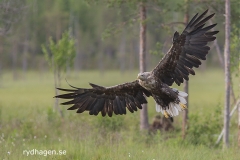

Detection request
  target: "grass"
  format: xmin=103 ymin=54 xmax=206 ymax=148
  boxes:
xmin=0 ymin=69 xmax=239 ymax=160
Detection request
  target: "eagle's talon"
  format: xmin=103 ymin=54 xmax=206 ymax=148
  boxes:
xmin=180 ymin=103 xmax=187 ymax=109
xmin=164 ymin=110 xmax=169 ymax=118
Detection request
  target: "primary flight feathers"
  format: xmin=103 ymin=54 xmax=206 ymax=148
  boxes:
xmin=56 ymin=81 xmax=151 ymax=117
xmin=55 ymin=9 xmax=218 ymax=118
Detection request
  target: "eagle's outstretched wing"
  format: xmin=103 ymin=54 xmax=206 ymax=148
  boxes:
xmin=152 ymin=9 xmax=219 ymax=86
xmin=55 ymin=80 xmax=151 ymax=117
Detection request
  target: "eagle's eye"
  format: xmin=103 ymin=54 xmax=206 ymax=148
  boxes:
xmin=137 ymin=73 xmax=144 ymax=80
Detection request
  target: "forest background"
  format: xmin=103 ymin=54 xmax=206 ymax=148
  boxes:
xmin=0 ymin=0 xmax=239 ymax=159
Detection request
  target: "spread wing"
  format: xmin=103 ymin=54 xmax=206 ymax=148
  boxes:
xmin=55 ymin=80 xmax=151 ymax=117
xmin=152 ymin=9 xmax=219 ymax=86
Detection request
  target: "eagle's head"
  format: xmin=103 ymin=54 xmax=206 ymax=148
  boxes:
xmin=137 ymin=72 xmax=155 ymax=90
xmin=137 ymin=72 xmax=151 ymax=81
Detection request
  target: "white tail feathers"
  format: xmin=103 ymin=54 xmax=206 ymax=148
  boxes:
xmin=156 ymin=102 xmax=181 ymax=117
xmin=172 ymin=88 xmax=188 ymax=97
xmin=178 ymin=96 xmax=187 ymax=104
xmin=177 ymin=89 xmax=187 ymax=105
xmin=178 ymin=91 xmax=188 ymax=97
xmin=156 ymin=104 xmax=161 ymax=112
xmin=155 ymin=89 xmax=188 ymax=117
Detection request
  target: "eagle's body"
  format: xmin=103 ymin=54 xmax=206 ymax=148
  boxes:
xmin=137 ymin=71 xmax=186 ymax=117
xmin=55 ymin=9 xmax=218 ymax=118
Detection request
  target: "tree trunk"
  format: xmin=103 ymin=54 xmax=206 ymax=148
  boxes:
xmin=0 ymin=36 xmax=3 ymax=78
xmin=53 ymin=60 xmax=63 ymax=117
xmin=12 ymin=40 xmax=18 ymax=80
xmin=223 ymin=0 xmax=231 ymax=148
xmin=209 ymin=19 xmax=224 ymax=68
xmin=238 ymin=100 xmax=240 ymax=148
xmin=119 ymin=29 xmax=126 ymax=74
xmin=182 ymin=1 xmax=189 ymax=139
xmin=22 ymin=26 xmax=29 ymax=76
xmin=238 ymin=54 xmax=240 ymax=148
xmin=139 ymin=2 xmax=149 ymax=130
xmin=74 ymin=15 xmax=82 ymax=71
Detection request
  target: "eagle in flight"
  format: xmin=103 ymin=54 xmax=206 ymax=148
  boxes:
xmin=55 ymin=9 xmax=218 ymax=118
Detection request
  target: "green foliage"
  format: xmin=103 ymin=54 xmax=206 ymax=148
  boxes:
xmin=230 ymin=1 xmax=240 ymax=77
xmin=0 ymin=70 xmax=239 ymax=159
xmin=96 ymin=115 xmax=124 ymax=131
xmin=42 ymin=31 xmax=76 ymax=73
xmin=46 ymin=107 xmax=62 ymax=132
xmin=102 ymin=22 xmax=122 ymax=40
xmin=230 ymin=25 xmax=240 ymax=77
xmin=47 ymin=107 xmax=58 ymax=123
xmin=0 ymin=104 xmax=2 ymax=124
xmin=186 ymin=104 xmax=222 ymax=147
xmin=149 ymin=42 xmax=164 ymax=59
xmin=3 ymin=0 xmax=239 ymax=71
xmin=21 ymin=121 xmax=34 ymax=138
xmin=105 ymin=0 xmax=140 ymax=8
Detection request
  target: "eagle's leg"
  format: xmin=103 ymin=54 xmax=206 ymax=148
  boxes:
xmin=155 ymin=98 xmax=171 ymax=118
xmin=180 ymin=103 xmax=187 ymax=109
xmin=162 ymin=86 xmax=188 ymax=109
xmin=155 ymin=86 xmax=188 ymax=117
xmin=163 ymin=110 xmax=170 ymax=118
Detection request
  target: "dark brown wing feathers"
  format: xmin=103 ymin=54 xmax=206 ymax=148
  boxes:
xmin=55 ymin=80 xmax=151 ymax=117
xmin=153 ymin=9 xmax=218 ymax=86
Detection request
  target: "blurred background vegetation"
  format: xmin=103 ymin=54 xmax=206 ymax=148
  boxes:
xmin=0 ymin=0 xmax=239 ymax=159
xmin=0 ymin=0 xmax=238 ymax=75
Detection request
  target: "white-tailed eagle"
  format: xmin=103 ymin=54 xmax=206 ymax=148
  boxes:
xmin=55 ymin=9 xmax=218 ymax=118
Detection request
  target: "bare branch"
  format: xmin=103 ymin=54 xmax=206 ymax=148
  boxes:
xmin=216 ymin=99 xmax=240 ymax=145
xmin=209 ymin=19 xmax=224 ymax=68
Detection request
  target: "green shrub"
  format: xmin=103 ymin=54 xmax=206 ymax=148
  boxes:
xmin=186 ymin=104 xmax=222 ymax=147
xmin=47 ymin=107 xmax=58 ymax=123
xmin=21 ymin=121 xmax=34 ymax=138
xmin=0 ymin=104 xmax=2 ymax=124
xmin=96 ymin=115 xmax=124 ymax=131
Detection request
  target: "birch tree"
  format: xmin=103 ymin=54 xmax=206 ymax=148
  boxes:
xmin=182 ymin=0 xmax=189 ymax=139
xmin=139 ymin=2 xmax=149 ymax=130
xmin=223 ymin=0 xmax=231 ymax=148
xmin=42 ymin=31 xmax=76 ymax=117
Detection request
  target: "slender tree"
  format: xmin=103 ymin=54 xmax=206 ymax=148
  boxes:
xmin=139 ymin=2 xmax=149 ymax=130
xmin=237 ymin=31 xmax=240 ymax=148
xmin=236 ymin=25 xmax=240 ymax=148
xmin=42 ymin=31 xmax=76 ymax=117
xmin=182 ymin=0 xmax=189 ymax=139
xmin=238 ymin=95 xmax=240 ymax=148
xmin=223 ymin=0 xmax=231 ymax=148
